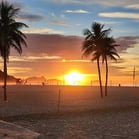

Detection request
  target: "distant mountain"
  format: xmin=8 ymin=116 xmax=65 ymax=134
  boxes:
xmin=26 ymin=76 xmax=46 ymax=83
xmin=25 ymin=76 xmax=62 ymax=85
xmin=0 ymin=70 xmax=18 ymax=83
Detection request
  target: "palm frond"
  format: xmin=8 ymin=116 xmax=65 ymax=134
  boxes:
xmin=0 ymin=1 xmax=27 ymax=58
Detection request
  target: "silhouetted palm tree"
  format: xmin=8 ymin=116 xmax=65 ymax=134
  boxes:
xmin=82 ymin=22 xmax=110 ymax=98
xmin=102 ymin=37 xmax=120 ymax=96
xmin=0 ymin=1 xmax=28 ymax=101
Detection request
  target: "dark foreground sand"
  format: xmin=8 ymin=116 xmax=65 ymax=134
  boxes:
xmin=0 ymin=85 xmax=139 ymax=139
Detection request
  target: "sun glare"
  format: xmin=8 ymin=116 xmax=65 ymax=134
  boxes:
xmin=64 ymin=71 xmax=84 ymax=85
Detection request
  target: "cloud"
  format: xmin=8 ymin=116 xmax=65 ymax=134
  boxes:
xmin=99 ymin=12 xmax=139 ymax=19
xmin=116 ymin=36 xmax=139 ymax=53
xmin=41 ymin=0 xmax=85 ymax=4
xmin=27 ymin=56 xmax=61 ymax=60
xmin=10 ymin=1 xmax=25 ymax=9
xmin=94 ymin=20 xmax=122 ymax=25
xmin=17 ymin=13 xmax=71 ymax=27
xmin=66 ymin=60 xmax=90 ymax=62
xmin=48 ymin=19 xmax=71 ymax=26
xmin=12 ymin=34 xmax=138 ymax=60
xmin=22 ymin=28 xmax=63 ymax=34
xmin=125 ymin=4 xmax=139 ymax=9
xmin=9 ymin=56 xmax=61 ymax=62
xmin=41 ymin=0 xmax=139 ymax=7
xmin=8 ymin=67 xmax=32 ymax=75
xmin=65 ymin=9 xmax=90 ymax=14
xmin=92 ymin=0 xmax=139 ymax=7
xmin=10 ymin=34 xmax=139 ymax=61
xmin=4 ymin=1 xmax=45 ymax=23
xmin=110 ymin=58 xmax=125 ymax=64
xmin=18 ymin=13 xmax=44 ymax=22
xmin=16 ymin=34 xmax=83 ymax=60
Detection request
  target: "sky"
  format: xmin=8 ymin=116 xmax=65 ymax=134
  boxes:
xmin=0 ymin=0 xmax=139 ymax=85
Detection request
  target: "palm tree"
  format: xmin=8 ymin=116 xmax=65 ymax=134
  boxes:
xmin=82 ymin=22 xmax=110 ymax=98
xmin=102 ymin=37 xmax=120 ymax=96
xmin=0 ymin=1 xmax=28 ymax=101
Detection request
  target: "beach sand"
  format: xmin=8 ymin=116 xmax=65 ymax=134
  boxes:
xmin=0 ymin=85 xmax=139 ymax=138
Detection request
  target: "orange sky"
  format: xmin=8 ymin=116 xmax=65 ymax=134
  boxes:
xmin=0 ymin=34 xmax=138 ymax=86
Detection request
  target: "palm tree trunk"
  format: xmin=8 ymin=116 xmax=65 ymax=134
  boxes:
xmin=97 ymin=58 xmax=103 ymax=98
xmin=3 ymin=52 xmax=7 ymax=101
xmin=105 ymin=57 xmax=108 ymax=96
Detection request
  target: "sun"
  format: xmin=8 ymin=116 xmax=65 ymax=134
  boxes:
xmin=64 ymin=71 xmax=84 ymax=85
